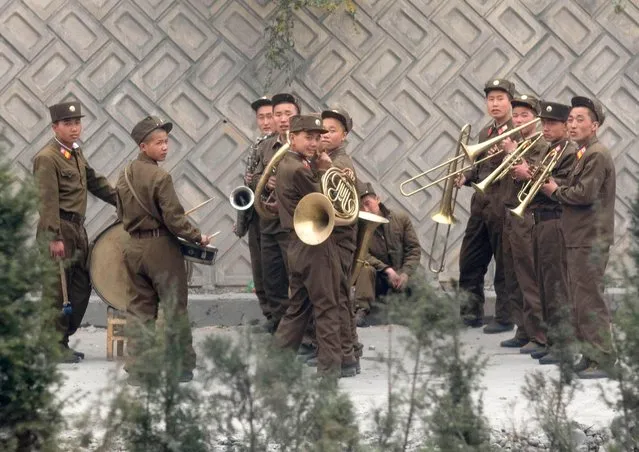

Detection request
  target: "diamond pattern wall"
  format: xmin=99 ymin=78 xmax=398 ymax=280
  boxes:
xmin=0 ymin=0 xmax=636 ymax=288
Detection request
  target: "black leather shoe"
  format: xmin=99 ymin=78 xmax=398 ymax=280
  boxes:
xmin=483 ymin=321 xmax=514 ymax=334
xmin=520 ymin=341 xmax=546 ymax=355
xmin=462 ymin=317 xmax=484 ymax=328
xmin=500 ymin=337 xmax=528 ymax=348
xmin=531 ymin=348 xmax=550 ymax=359
xmin=578 ymin=363 xmax=609 ymax=379
xmin=179 ymin=370 xmax=194 ymax=383
xmin=340 ymin=363 xmax=357 ymax=378
xmin=356 ymin=310 xmax=369 ymax=328
xmin=539 ymin=353 xmax=560 ymax=365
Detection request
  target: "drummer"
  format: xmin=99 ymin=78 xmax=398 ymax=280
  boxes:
xmin=115 ymin=115 xmax=210 ymax=384
xmin=33 ymin=101 xmax=117 ymax=363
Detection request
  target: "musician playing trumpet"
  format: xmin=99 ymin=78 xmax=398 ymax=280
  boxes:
xmin=498 ymin=95 xmax=547 ymax=351
xmin=540 ymin=97 xmax=615 ymax=379
xmin=510 ymin=101 xmax=577 ymax=361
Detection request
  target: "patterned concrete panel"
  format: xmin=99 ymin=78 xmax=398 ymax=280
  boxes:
xmin=49 ymin=4 xmax=108 ymax=62
xmin=0 ymin=0 xmax=637 ymax=287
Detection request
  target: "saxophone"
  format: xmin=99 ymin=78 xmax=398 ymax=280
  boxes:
xmin=233 ymin=133 xmax=271 ymax=237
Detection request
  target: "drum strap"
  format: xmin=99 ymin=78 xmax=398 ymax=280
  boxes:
xmin=124 ymin=163 xmax=161 ymax=223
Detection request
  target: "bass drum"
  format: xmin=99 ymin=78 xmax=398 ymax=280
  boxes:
xmin=89 ymin=222 xmax=196 ymax=311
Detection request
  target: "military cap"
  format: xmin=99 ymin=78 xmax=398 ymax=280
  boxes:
xmin=251 ymin=96 xmax=272 ymax=112
xmin=358 ymin=181 xmax=376 ymax=199
xmin=511 ymin=94 xmax=540 ymax=114
xmin=49 ymin=101 xmax=84 ymax=122
xmin=271 ymin=93 xmax=301 ymax=112
xmin=539 ymin=101 xmax=571 ymax=122
xmin=321 ymin=108 xmax=353 ymax=133
xmin=131 ymin=115 xmax=173 ymax=144
xmin=571 ymin=96 xmax=605 ymax=125
xmin=484 ymin=78 xmax=515 ymax=98
xmin=289 ymin=114 xmax=327 ymax=133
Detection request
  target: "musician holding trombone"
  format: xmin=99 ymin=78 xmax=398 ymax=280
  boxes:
xmin=540 ymin=96 xmax=615 ymax=379
xmin=509 ymin=101 xmax=577 ymax=359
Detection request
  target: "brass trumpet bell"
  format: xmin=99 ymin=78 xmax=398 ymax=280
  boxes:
xmin=229 ymin=186 xmax=254 ymax=211
xmin=294 ymin=192 xmax=336 ymax=245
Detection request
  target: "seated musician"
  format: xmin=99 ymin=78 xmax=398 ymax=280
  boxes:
xmin=116 ymin=116 xmax=210 ymax=385
xmin=353 ymin=182 xmax=421 ymax=327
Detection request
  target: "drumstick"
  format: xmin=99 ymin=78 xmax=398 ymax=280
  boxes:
xmin=185 ymin=197 xmax=215 ymax=216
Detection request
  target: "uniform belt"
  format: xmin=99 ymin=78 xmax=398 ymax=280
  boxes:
xmin=533 ymin=210 xmax=561 ymax=224
xmin=130 ymin=228 xmax=170 ymax=239
xmin=59 ymin=210 xmax=84 ymax=225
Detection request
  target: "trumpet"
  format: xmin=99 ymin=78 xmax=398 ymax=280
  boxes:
xmin=510 ymin=142 xmax=569 ymax=218
xmin=472 ymin=132 xmax=543 ymax=194
xmin=428 ymin=124 xmax=471 ymax=273
xmin=460 ymin=117 xmax=540 ymax=161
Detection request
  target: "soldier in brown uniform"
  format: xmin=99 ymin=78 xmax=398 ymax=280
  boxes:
xmin=116 ymin=116 xmax=210 ymax=383
xmin=499 ymin=95 xmax=546 ymax=349
xmin=33 ymin=101 xmax=117 ymax=363
xmin=273 ymin=114 xmax=343 ymax=377
xmin=455 ymin=79 xmax=515 ymax=333
xmin=541 ymin=96 xmax=615 ymax=379
xmin=353 ymin=182 xmax=421 ymax=327
xmin=319 ymin=108 xmax=358 ymax=375
xmin=236 ymin=97 xmax=275 ymax=331
xmin=509 ymin=101 xmax=577 ymax=358
xmin=251 ymin=93 xmax=300 ymax=329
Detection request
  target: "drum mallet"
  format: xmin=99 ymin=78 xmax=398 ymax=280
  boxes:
xmin=59 ymin=261 xmax=72 ymax=317
xmin=185 ymin=197 xmax=216 ymax=216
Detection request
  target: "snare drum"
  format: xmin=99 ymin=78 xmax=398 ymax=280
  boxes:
xmin=178 ymin=238 xmax=218 ymax=265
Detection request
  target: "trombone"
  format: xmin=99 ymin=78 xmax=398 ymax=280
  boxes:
xmin=472 ymin=132 xmax=543 ymax=194
xmin=510 ymin=142 xmax=569 ymax=218
xmin=428 ymin=124 xmax=471 ymax=273
xmin=399 ymin=117 xmax=540 ymax=197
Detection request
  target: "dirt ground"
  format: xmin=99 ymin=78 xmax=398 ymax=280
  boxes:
xmin=59 ymin=324 xmax=618 ymax=447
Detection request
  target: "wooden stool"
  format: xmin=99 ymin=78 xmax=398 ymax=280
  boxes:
xmin=106 ymin=307 xmax=127 ymax=361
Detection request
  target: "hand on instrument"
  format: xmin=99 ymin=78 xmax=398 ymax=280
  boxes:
xmin=395 ymin=273 xmax=409 ymax=290
xmin=488 ymin=144 xmax=501 ymax=156
xmin=384 ymin=267 xmax=400 ymax=287
xmin=502 ymin=137 xmax=517 ymax=153
xmin=541 ymin=178 xmax=558 ymax=197
xmin=244 ymin=172 xmax=254 ymax=186
xmin=316 ymin=152 xmax=332 ymax=171
xmin=49 ymin=240 xmax=65 ymax=259
xmin=454 ymin=173 xmax=466 ymax=189
xmin=200 ymin=234 xmax=210 ymax=246
xmin=266 ymin=175 xmax=276 ymax=191
xmin=511 ymin=160 xmax=531 ymax=181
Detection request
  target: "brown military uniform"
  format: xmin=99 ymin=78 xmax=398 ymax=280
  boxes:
xmin=501 ymin=133 xmax=547 ymax=342
xmin=116 ymin=152 xmax=201 ymax=372
xmin=33 ymin=138 xmax=116 ymax=345
xmin=459 ymin=119 xmax=514 ymax=324
xmin=553 ymin=136 xmax=615 ymax=357
xmin=274 ymin=150 xmax=342 ymax=375
xmin=354 ymin=203 xmax=421 ymax=310
xmin=528 ymin=138 xmax=577 ymax=344
xmin=253 ymin=134 xmax=290 ymax=322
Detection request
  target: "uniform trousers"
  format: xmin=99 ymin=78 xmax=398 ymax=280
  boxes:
xmin=247 ymin=216 xmax=268 ymax=318
xmin=275 ymin=234 xmax=341 ymax=375
xmin=260 ymin=231 xmax=290 ymax=322
xmin=566 ymin=245 xmax=612 ymax=358
xmin=40 ymin=218 xmax=92 ymax=346
xmin=123 ymin=234 xmax=196 ymax=372
xmin=336 ymin=245 xmax=357 ymax=366
xmin=503 ymin=209 xmax=542 ymax=342
xmin=354 ymin=265 xmax=391 ymax=312
xmin=459 ymin=192 xmax=508 ymax=323
xmin=531 ymin=214 xmax=569 ymax=345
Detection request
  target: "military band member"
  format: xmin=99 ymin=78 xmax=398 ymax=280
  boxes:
xmin=252 ymin=93 xmax=300 ymax=329
xmin=240 ymin=97 xmax=274 ymax=331
xmin=499 ymin=95 xmax=546 ymax=348
xmin=33 ymin=101 xmax=117 ymax=363
xmin=320 ymin=108 xmax=358 ymax=375
xmin=353 ymin=182 xmax=421 ymax=327
xmin=541 ymin=96 xmax=615 ymax=379
xmin=274 ymin=114 xmax=343 ymax=377
xmin=116 ymin=116 xmax=210 ymax=383
xmin=510 ymin=101 xmax=577 ymax=357
xmin=455 ymin=79 xmax=515 ymax=333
